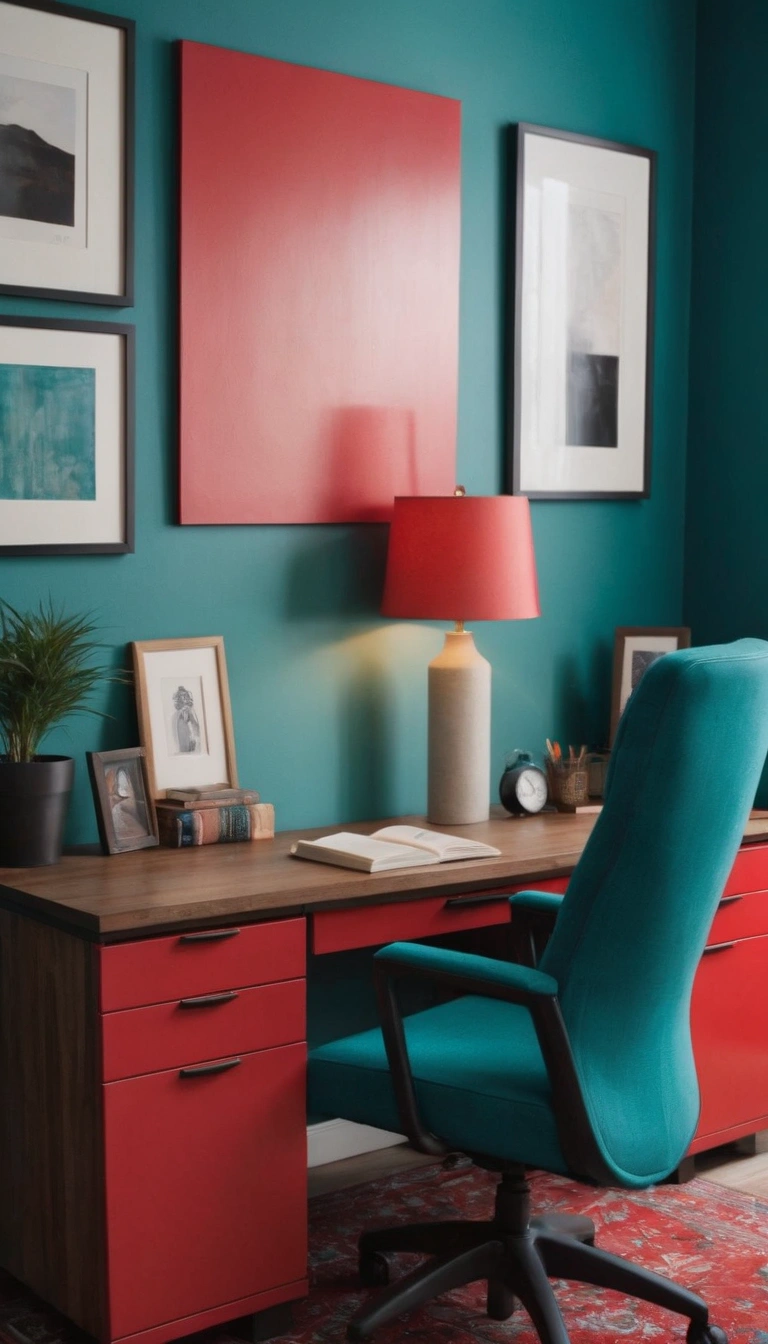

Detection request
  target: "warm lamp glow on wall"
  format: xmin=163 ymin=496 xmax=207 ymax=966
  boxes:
xmin=382 ymin=489 xmax=540 ymax=824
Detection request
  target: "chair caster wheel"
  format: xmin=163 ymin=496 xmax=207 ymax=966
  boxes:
xmin=359 ymin=1252 xmax=390 ymax=1287
xmin=441 ymin=1152 xmax=464 ymax=1170
xmin=686 ymin=1324 xmax=728 ymax=1344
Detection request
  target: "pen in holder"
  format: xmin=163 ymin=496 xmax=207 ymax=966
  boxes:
xmin=545 ymin=741 xmax=589 ymax=811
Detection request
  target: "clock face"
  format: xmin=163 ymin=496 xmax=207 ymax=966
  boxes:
xmin=516 ymin=767 xmax=547 ymax=814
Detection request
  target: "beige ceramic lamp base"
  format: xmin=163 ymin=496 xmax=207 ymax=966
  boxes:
xmin=427 ymin=628 xmax=491 ymax=825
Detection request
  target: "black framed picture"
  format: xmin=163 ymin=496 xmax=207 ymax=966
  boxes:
xmin=508 ymin=123 xmax=656 ymax=500
xmin=0 ymin=316 xmax=134 ymax=555
xmin=610 ymin=625 xmax=691 ymax=742
xmin=87 ymin=748 xmax=159 ymax=855
xmin=0 ymin=0 xmax=134 ymax=304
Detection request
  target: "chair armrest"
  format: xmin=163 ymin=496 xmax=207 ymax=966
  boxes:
xmin=372 ymin=942 xmax=559 ymax=1156
xmin=509 ymin=889 xmax=565 ymax=915
xmin=509 ymin=889 xmax=565 ymax=967
xmin=372 ymin=939 xmax=614 ymax=1184
xmin=374 ymin=941 xmax=558 ymax=1003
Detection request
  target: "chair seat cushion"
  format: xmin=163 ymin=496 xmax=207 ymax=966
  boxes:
xmin=308 ymin=993 xmax=568 ymax=1172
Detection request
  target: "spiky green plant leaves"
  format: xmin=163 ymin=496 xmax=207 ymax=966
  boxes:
xmin=0 ymin=600 xmax=119 ymax=763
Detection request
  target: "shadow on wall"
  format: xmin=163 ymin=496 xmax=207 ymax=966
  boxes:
xmin=320 ymin=405 xmax=418 ymax=522
xmin=285 ymin=526 xmax=397 ymax=818
xmin=284 ymin=522 xmax=388 ymax=619
xmin=553 ymin=638 xmax=612 ymax=749
xmin=339 ymin=653 xmax=394 ymax=821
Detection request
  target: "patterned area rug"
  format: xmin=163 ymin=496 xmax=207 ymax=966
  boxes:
xmin=1 ymin=1160 xmax=767 ymax=1344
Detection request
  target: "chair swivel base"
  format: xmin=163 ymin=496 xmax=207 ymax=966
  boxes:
xmin=349 ymin=1171 xmax=727 ymax=1344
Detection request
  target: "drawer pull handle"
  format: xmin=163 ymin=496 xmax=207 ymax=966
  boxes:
xmin=444 ymin=893 xmax=511 ymax=910
xmin=179 ymin=1057 xmax=242 ymax=1078
xmin=178 ymin=991 xmax=239 ymax=1009
xmin=179 ymin=928 xmax=241 ymax=944
xmin=703 ymin=941 xmax=736 ymax=955
xmin=718 ymin=895 xmax=743 ymax=907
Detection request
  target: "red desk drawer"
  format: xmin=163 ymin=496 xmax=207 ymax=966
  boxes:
xmin=100 ymin=917 xmax=305 ymax=1011
xmin=707 ymin=888 xmax=768 ymax=945
xmin=723 ymin=843 xmax=768 ymax=897
xmin=312 ymin=878 xmax=569 ymax=955
xmin=104 ymin=1041 xmax=307 ymax=1340
xmin=102 ymin=978 xmax=305 ymax=1082
xmin=692 ymin=933 xmax=768 ymax=1141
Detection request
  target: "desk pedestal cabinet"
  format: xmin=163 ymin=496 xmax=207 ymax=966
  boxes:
xmin=690 ymin=842 xmax=768 ymax=1155
xmin=0 ymin=826 xmax=767 ymax=1344
xmin=0 ymin=913 xmax=308 ymax=1344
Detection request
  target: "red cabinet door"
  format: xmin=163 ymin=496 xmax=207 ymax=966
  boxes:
xmin=692 ymin=934 xmax=768 ymax=1143
xmin=104 ymin=1043 xmax=307 ymax=1340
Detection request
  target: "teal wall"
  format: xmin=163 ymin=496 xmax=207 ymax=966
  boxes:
xmin=685 ymin=0 xmax=768 ymax=663
xmin=0 ymin=0 xmax=697 ymax=844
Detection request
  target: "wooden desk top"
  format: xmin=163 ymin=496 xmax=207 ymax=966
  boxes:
xmin=2 ymin=809 xmax=768 ymax=941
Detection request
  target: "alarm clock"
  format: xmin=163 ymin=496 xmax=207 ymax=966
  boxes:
xmin=499 ymin=752 xmax=548 ymax=816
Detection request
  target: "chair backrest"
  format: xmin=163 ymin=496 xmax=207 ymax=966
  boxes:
xmin=540 ymin=639 xmax=768 ymax=1186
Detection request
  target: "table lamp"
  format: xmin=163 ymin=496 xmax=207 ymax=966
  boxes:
xmin=381 ymin=489 xmax=540 ymax=824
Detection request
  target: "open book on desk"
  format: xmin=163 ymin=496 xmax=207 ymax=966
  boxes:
xmin=290 ymin=824 xmax=501 ymax=873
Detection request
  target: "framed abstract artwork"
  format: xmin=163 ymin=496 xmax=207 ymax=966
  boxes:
xmin=0 ymin=316 xmax=134 ymax=554
xmin=179 ymin=41 xmax=460 ymax=523
xmin=131 ymin=636 xmax=238 ymax=800
xmin=0 ymin=0 xmax=134 ymax=304
xmin=610 ymin=626 xmax=690 ymax=742
xmin=87 ymin=747 xmax=159 ymax=855
xmin=508 ymin=123 xmax=656 ymax=500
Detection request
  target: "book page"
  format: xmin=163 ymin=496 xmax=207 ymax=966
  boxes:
xmin=372 ymin=826 xmax=462 ymax=858
xmin=373 ymin=825 xmax=501 ymax=859
xmin=309 ymin=827 xmax=425 ymax=860
xmin=298 ymin=832 xmax=431 ymax=863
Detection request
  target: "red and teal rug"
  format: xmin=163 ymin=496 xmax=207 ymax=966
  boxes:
xmin=1 ymin=1160 xmax=767 ymax=1343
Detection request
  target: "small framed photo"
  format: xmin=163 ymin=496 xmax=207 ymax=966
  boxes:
xmin=611 ymin=626 xmax=691 ymax=742
xmin=0 ymin=316 xmax=134 ymax=555
xmin=87 ymin=748 xmax=159 ymax=855
xmin=0 ymin=0 xmax=134 ymax=304
xmin=508 ymin=123 xmax=656 ymax=499
xmin=131 ymin=636 xmax=238 ymax=800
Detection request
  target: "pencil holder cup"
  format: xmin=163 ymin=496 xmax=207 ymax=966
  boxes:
xmin=547 ymin=760 xmax=590 ymax=810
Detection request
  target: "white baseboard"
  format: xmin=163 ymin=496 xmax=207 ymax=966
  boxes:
xmin=307 ymin=1118 xmax=405 ymax=1168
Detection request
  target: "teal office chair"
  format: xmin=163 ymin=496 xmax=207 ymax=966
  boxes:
xmin=308 ymin=640 xmax=768 ymax=1344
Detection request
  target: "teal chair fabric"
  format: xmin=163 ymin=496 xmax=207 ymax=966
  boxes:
xmin=309 ymin=640 xmax=768 ymax=1188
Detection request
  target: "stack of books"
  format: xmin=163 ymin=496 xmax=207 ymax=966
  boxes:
xmin=155 ymin=787 xmax=274 ymax=848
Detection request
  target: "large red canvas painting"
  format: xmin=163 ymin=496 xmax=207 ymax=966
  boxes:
xmin=179 ymin=42 xmax=461 ymax=524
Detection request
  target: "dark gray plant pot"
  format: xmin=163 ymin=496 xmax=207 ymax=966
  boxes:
xmin=0 ymin=756 xmax=74 ymax=867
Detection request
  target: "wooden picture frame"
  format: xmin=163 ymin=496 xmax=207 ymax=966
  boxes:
xmin=0 ymin=0 xmax=134 ymax=304
xmin=131 ymin=636 xmax=238 ymax=801
xmin=610 ymin=626 xmax=691 ymax=742
xmin=508 ymin=122 xmax=656 ymax=500
xmin=0 ymin=316 xmax=134 ymax=555
xmin=87 ymin=747 xmax=158 ymax=855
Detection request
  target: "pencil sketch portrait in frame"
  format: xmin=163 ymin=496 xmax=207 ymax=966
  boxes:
xmin=131 ymin=636 xmax=238 ymax=800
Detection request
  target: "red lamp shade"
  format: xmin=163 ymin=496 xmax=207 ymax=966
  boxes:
xmin=381 ymin=494 xmax=540 ymax=622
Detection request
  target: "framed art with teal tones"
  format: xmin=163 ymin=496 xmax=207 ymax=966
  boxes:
xmin=0 ymin=0 xmax=134 ymax=304
xmin=0 ymin=316 xmax=134 ymax=554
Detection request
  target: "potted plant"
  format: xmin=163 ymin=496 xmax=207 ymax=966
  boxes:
xmin=0 ymin=600 xmax=115 ymax=867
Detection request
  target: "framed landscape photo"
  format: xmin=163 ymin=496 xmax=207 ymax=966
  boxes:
xmin=132 ymin=637 xmax=238 ymax=800
xmin=0 ymin=316 xmax=134 ymax=555
xmin=0 ymin=0 xmax=134 ymax=304
xmin=87 ymin=747 xmax=159 ymax=855
xmin=508 ymin=123 xmax=656 ymax=500
xmin=610 ymin=626 xmax=691 ymax=742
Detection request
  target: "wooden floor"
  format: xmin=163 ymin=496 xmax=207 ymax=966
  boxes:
xmin=308 ymin=1134 xmax=768 ymax=1200
xmin=696 ymin=1130 xmax=768 ymax=1198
